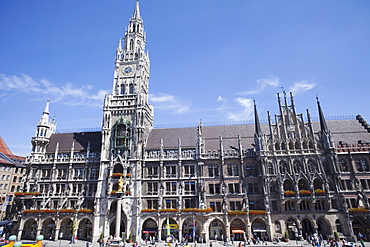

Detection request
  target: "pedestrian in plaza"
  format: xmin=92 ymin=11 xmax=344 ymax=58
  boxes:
xmin=210 ymin=241 xmax=213 ymax=247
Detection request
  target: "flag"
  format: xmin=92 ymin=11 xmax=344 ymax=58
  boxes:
xmin=72 ymin=218 xmax=77 ymax=235
xmin=166 ymin=216 xmax=170 ymax=236
xmin=192 ymin=219 xmax=196 ymax=238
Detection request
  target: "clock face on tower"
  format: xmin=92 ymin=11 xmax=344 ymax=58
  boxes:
xmin=123 ymin=65 xmax=134 ymax=75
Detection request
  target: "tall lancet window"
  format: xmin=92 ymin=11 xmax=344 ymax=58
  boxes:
xmin=120 ymin=84 xmax=125 ymax=95
xmin=129 ymin=84 xmax=134 ymax=94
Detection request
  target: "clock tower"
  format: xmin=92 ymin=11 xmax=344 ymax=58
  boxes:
xmin=96 ymin=0 xmax=153 ymax=238
xmin=101 ymin=0 xmax=153 ymax=162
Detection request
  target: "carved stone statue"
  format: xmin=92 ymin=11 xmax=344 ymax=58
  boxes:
xmin=118 ymin=176 xmax=124 ymax=192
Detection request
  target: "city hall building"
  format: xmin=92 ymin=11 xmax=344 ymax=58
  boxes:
xmin=15 ymin=1 xmax=370 ymax=243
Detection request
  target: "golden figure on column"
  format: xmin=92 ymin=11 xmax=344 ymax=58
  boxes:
xmin=118 ymin=176 xmax=124 ymax=192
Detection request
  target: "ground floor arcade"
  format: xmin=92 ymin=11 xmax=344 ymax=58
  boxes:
xmin=15 ymin=213 xmax=369 ymax=243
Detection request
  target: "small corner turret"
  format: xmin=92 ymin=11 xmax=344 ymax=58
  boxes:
xmin=31 ymin=100 xmax=56 ymax=157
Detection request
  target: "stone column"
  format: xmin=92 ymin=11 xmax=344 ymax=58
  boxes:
xmin=116 ymin=193 xmax=123 ymax=239
xmin=178 ymin=227 xmax=183 ymax=243
xmin=55 ymin=228 xmax=60 ymax=240
xmin=17 ymin=228 xmax=23 ymax=240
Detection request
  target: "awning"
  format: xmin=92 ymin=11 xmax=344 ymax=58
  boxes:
xmin=253 ymin=229 xmax=266 ymax=232
xmin=232 ymin=230 xmax=244 ymax=233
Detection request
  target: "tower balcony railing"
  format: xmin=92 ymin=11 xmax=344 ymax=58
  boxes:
xmin=28 ymin=153 xmax=100 ymax=164
xmin=145 ymin=150 xmax=195 ymax=160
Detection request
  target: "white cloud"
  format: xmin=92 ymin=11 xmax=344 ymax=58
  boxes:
xmin=0 ymin=74 xmax=108 ymax=107
xmin=217 ymin=96 xmax=226 ymax=102
xmin=227 ymin=97 xmax=254 ymax=121
xmin=289 ymin=81 xmax=317 ymax=95
xmin=150 ymin=93 xmax=190 ymax=114
xmin=240 ymin=75 xmax=280 ymax=95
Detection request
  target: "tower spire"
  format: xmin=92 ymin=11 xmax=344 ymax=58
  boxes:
xmin=316 ymin=96 xmax=329 ymax=134
xmin=133 ymin=0 xmax=141 ymax=20
xmin=40 ymin=99 xmax=50 ymax=125
xmin=254 ymin=100 xmax=262 ymax=136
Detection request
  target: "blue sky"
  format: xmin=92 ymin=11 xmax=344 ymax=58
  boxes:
xmin=1 ymin=0 xmax=370 ymax=157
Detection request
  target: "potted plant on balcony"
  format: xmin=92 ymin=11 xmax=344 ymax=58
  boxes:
xmin=127 ymin=233 xmax=133 ymax=243
xmin=284 ymin=231 xmax=289 ymax=242
xmin=284 ymin=191 xmax=296 ymax=196
xmin=299 ymin=190 xmax=312 ymax=196
xmin=112 ymin=173 xmax=123 ymax=178
xmin=314 ymin=189 xmax=327 ymax=195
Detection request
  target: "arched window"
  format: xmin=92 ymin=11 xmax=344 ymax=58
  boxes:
xmin=120 ymin=84 xmax=125 ymax=95
xmin=295 ymin=142 xmax=300 ymax=149
xmin=129 ymin=39 xmax=134 ymax=50
xmin=113 ymin=164 xmax=124 ymax=174
xmin=340 ymin=159 xmax=348 ymax=172
xmin=267 ymin=162 xmax=273 ymax=174
xmin=298 ymin=179 xmax=309 ymax=190
xmin=279 ymin=161 xmax=288 ymax=174
xmin=283 ymin=179 xmax=294 ymax=191
xmin=281 ymin=142 xmax=286 ymax=150
xmin=129 ymin=84 xmax=134 ymax=94
xmin=289 ymin=142 xmax=294 ymax=150
xmin=275 ymin=142 xmax=280 ymax=150
xmin=302 ymin=142 xmax=308 ymax=149
xmin=360 ymin=158 xmax=369 ymax=172
xmin=313 ymin=178 xmax=323 ymax=190
xmin=309 ymin=141 xmax=314 ymax=149
xmin=307 ymin=160 xmax=315 ymax=173
xmin=293 ymin=160 xmax=302 ymax=174
xmin=270 ymin=181 xmax=277 ymax=193
xmin=355 ymin=159 xmax=363 ymax=172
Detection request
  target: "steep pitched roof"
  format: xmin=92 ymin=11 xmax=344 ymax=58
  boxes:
xmin=146 ymin=119 xmax=370 ymax=150
xmin=42 ymin=119 xmax=370 ymax=153
xmin=0 ymin=137 xmax=13 ymax=156
xmin=0 ymin=153 xmax=15 ymax=165
xmin=0 ymin=137 xmax=25 ymax=164
xmin=46 ymin=132 xmax=102 ymax=153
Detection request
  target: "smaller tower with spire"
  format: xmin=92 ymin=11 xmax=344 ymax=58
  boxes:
xmin=316 ymin=96 xmax=334 ymax=149
xmin=31 ymin=100 xmax=56 ymax=158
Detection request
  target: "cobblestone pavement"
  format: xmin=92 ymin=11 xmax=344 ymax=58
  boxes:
xmin=20 ymin=239 xmax=370 ymax=247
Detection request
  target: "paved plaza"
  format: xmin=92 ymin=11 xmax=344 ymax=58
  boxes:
xmin=16 ymin=239 xmax=370 ymax=247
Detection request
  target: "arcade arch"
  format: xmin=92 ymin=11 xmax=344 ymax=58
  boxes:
xmin=21 ymin=218 xmax=38 ymax=240
xmin=251 ymin=218 xmax=267 ymax=239
xmin=142 ymin=218 xmax=158 ymax=241
xmin=301 ymin=218 xmax=314 ymax=238
xmin=78 ymin=218 xmax=93 ymax=241
xmin=209 ymin=219 xmax=225 ymax=241
xmin=59 ymin=218 xmax=73 ymax=240
xmin=162 ymin=218 xmax=179 ymax=241
xmin=42 ymin=218 xmax=56 ymax=241
xmin=230 ymin=218 xmax=246 ymax=241
xmin=317 ymin=217 xmax=332 ymax=239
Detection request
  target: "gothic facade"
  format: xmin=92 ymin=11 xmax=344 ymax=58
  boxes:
xmin=15 ymin=1 xmax=370 ymax=243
